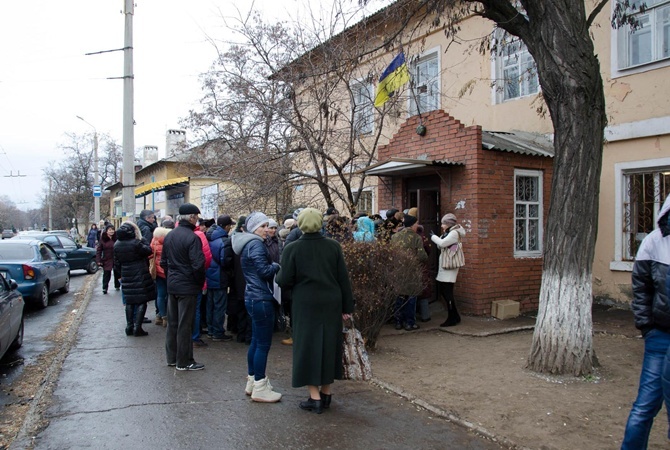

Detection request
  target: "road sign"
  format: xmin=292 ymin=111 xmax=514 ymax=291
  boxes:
xmin=93 ymin=185 xmax=102 ymax=197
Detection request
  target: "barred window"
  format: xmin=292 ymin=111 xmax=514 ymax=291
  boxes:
xmin=622 ymin=169 xmax=670 ymax=260
xmin=514 ymin=169 xmax=543 ymax=257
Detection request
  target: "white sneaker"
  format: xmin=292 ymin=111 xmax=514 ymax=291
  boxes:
xmin=245 ymin=375 xmax=254 ymax=396
xmin=251 ymin=377 xmax=281 ymax=403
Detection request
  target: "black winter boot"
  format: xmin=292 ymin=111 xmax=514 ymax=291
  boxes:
xmin=440 ymin=300 xmax=461 ymax=327
xmin=133 ymin=304 xmax=149 ymax=337
xmin=125 ymin=304 xmax=134 ymax=336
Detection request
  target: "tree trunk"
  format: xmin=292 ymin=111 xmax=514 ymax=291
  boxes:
xmin=518 ymin=1 xmax=606 ymax=375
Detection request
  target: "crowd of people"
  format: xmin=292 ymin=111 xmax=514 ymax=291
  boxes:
xmin=96 ymin=203 xmax=466 ymax=413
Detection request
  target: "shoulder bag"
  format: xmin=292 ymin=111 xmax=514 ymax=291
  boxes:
xmin=440 ymin=234 xmax=465 ymax=270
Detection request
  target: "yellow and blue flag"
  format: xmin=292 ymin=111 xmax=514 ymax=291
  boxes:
xmin=374 ymin=52 xmax=411 ymax=107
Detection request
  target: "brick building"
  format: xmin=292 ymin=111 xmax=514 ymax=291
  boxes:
xmin=365 ymin=110 xmax=553 ymax=315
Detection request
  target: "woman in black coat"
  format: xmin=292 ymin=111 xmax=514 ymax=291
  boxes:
xmin=114 ymin=221 xmax=156 ymax=336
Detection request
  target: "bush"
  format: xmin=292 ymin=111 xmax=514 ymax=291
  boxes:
xmin=341 ymin=241 xmax=425 ymax=350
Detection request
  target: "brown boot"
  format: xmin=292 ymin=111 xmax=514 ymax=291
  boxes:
xmin=281 ymin=337 xmax=293 ymax=345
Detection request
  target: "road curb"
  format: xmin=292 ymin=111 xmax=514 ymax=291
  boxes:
xmin=10 ymin=271 xmax=99 ymax=449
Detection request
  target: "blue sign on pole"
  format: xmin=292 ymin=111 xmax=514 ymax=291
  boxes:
xmin=93 ymin=185 xmax=102 ymax=198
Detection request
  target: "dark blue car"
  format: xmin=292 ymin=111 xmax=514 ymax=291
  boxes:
xmin=0 ymin=240 xmax=70 ymax=308
xmin=13 ymin=233 xmax=98 ymax=273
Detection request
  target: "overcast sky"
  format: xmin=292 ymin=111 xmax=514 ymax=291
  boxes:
xmin=0 ymin=0 xmax=385 ymax=211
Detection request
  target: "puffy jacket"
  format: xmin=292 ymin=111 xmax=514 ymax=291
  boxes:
xmin=114 ymin=222 xmax=155 ymax=305
xmin=150 ymin=227 xmax=171 ymax=279
xmin=231 ymin=231 xmax=280 ymax=302
xmin=96 ymin=230 xmax=116 ymax=271
xmin=160 ymin=219 xmax=206 ymax=296
xmin=631 ymin=195 xmax=670 ymax=334
xmin=195 ymin=229 xmax=212 ymax=289
xmin=136 ymin=217 xmax=156 ymax=244
xmin=206 ymin=225 xmax=234 ymax=289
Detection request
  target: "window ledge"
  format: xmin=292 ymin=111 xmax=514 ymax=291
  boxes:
xmin=514 ymin=253 xmax=542 ymax=259
xmin=610 ymin=261 xmax=634 ymax=272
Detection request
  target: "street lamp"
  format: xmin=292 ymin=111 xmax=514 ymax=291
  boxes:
xmin=76 ymin=115 xmax=100 ymax=223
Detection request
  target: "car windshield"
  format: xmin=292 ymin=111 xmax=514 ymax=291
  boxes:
xmin=0 ymin=244 xmax=34 ymax=260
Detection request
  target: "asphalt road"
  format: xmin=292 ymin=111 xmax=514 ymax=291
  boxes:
xmin=10 ymin=274 xmax=502 ymax=450
xmin=0 ymin=270 xmax=91 ymax=393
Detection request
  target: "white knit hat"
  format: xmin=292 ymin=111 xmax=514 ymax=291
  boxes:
xmin=245 ymin=212 xmax=269 ymax=233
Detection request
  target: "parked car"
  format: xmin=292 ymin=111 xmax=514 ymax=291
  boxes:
xmin=12 ymin=233 xmax=98 ymax=273
xmin=0 ymin=273 xmax=24 ymax=359
xmin=0 ymin=240 xmax=69 ymax=308
xmin=1 ymin=230 xmax=14 ymax=239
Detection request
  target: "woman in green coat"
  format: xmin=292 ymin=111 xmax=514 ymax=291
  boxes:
xmin=277 ymin=207 xmax=354 ymax=414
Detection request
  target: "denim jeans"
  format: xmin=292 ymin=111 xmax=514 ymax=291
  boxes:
xmin=207 ymin=288 xmax=228 ymax=338
xmin=246 ymin=300 xmax=275 ymax=381
xmin=191 ymin=292 xmax=203 ymax=341
xmin=155 ymin=277 xmax=167 ymax=318
xmin=622 ymin=329 xmax=670 ymax=449
xmin=394 ymin=295 xmax=417 ymax=327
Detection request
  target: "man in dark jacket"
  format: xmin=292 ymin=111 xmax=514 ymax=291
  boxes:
xmin=137 ymin=209 xmax=157 ymax=243
xmin=391 ymin=215 xmax=427 ymax=331
xmin=622 ymin=194 xmax=670 ymax=448
xmin=161 ymin=203 xmax=206 ymax=371
xmin=205 ymin=214 xmax=235 ymax=341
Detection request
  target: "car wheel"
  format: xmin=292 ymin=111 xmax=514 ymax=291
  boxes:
xmin=9 ymin=316 xmax=24 ymax=351
xmin=86 ymin=259 xmax=98 ymax=274
xmin=59 ymin=272 xmax=70 ymax=294
xmin=37 ymin=284 xmax=49 ymax=309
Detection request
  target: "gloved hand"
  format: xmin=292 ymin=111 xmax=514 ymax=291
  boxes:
xmin=429 ymin=230 xmax=435 ymax=237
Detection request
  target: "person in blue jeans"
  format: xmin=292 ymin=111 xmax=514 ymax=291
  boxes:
xmin=622 ymin=194 xmax=670 ymax=449
xmin=205 ymin=214 xmax=235 ymax=341
xmin=231 ymin=211 xmax=281 ymax=403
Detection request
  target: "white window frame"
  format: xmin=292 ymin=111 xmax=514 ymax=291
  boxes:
xmin=351 ymin=79 xmax=374 ymax=135
xmin=514 ymin=169 xmax=543 ymax=258
xmin=357 ymin=188 xmax=374 ymax=215
xmin=612 ymin=157 xmax=670 ymax=271
xmin=408 ymin=46 xmax=441 ymax=116
xmin=612 ymin=0 xmax=670 ymax=76
xmin=492 ymin=30 xmax=539 ymax=104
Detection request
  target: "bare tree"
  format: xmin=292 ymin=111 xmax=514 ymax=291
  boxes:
xmin=184 ymin=5 xmax=404 ymax=217
xmin=43 ymin=133 xmax=122 ymax=229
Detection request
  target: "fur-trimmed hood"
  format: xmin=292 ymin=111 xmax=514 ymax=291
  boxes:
xmin=117 ymin=221 xmax=142 ymax=241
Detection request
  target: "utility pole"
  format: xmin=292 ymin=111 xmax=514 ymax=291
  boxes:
xmin=48 ymin=179 xmax=53 ymax=230
xmin=121 ymin=0 xmax=136 ymax=220
xmin=76 ymin=116 xmax=100 ymax=223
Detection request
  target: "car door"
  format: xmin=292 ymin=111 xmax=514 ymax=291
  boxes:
xmin=55 ymin=236 xmax=84 ymax=270
xmin=39 ymin=243 xmax=65 ymax=288
xmin=0 ymin=270 xmax=11 ymax=357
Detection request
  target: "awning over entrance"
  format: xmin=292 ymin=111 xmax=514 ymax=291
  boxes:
xmin=361 ymin=158 xmax=463 ymax=177
xmin=135 ymin=177 xmax=189 ymax=198
xmin=482 ymin=130 xmax=554 ymax=157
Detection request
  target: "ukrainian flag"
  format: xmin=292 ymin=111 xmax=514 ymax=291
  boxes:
xmin=374 ymin=52 xmax=411 ymax=107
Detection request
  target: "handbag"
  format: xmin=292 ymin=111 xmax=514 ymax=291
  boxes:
xmin=149 ymin=249 xmax=157 ymax=280
xmin=440 ymin=235 xmax=465 ymax=270
xmin=342 ymin=317 xmax=373 ymax=381
xmin=274 ymin=303 xmax=289 ymax=332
